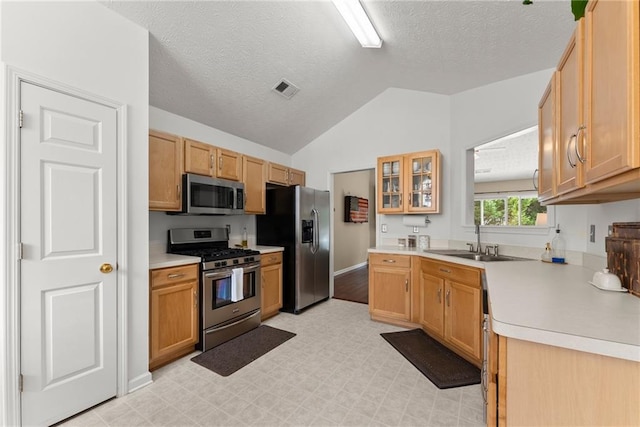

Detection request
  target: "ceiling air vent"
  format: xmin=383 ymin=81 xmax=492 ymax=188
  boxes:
xmin=272 ymin=79 xmax=299 ymax=99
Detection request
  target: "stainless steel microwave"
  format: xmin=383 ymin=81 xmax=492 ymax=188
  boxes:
xmin=176 ymin=173 xmax=244 ymax=215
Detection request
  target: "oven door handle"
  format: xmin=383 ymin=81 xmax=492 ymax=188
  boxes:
xmin=204 ymin=270 xmax=233 ymax=279
xmin=204 ymin=310 xmax=261 ymax=334
xmin=242 ymin=262 xmax=261 ymax=273
xmin=203 ymin=262 xmax=260 ymax=279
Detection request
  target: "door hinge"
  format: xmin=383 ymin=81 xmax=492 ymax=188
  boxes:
xmin=18 ymin=242 xmax=23 ymax=260
xmin=19 ymin=374 xmax=23 ymax=393
xmin=18 ymin=110 xmax=23 ymax=128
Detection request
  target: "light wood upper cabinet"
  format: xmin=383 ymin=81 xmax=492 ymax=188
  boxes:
xmin=537 ymin=75 xmax=556 ymax=202
xmin=405 ymin=150 xmax=440 ymax=213
xmin=377 ymin=155 xmax=405 ymax=213
xmin=583 ymin=0 xmax=639 ymax=184
xmin=377 ymin=150 xmax=441 ymax=214
xmin=183 ymin=138 xmax=242 ymax=181
xmin=539 ymin=1 xmax=640 ymax=204
xmin=243 ymin=155 xmax=267 ymax=214
xmin=556 ymin=22 xmax=584 ymax=196
xmin=149 ymin=130 xmax=183 ymax=211
xmin=149 ymin=264 xmax=199 ymax=370
xmin=217 ymin=147 xmax=243 ymax=181
xmin=288 ymin=167 xmax=306 ymax=186
xmin=267 ymin=162 xmax=306 ymax=186
xmin=184 ymin=138 xmax=215 ymax=177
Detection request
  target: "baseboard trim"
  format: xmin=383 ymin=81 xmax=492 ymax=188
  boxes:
xmin=127 ymin=371 xmax=153 ymax=394
xmin=334 ymin=261 xmax=368 ymax=277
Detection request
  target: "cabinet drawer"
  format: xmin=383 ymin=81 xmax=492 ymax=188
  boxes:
xmin=261 ymin=251 xmax=282 ymax=267
xmin=369 ymin=253 xmax=412 ymax=268
xmin=150 ymin=264 xmax=198 ymax=288
xmin=421 ymin=259 xmax=481 ymax=286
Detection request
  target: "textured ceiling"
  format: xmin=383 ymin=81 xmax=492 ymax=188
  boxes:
xmin=474 ymin=126 xmax=539 ymax=183
xmin=104 ymin=0 xmax=575 ymax=155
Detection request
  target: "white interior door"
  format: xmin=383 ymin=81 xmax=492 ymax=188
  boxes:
xmin=19 ymin=81 xmax=118 ymax=426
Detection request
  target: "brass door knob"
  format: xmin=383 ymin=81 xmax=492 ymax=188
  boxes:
xmin=100 ymin=263 xmax=114 ymax=274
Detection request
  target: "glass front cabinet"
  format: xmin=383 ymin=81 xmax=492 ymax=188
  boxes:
xmin=377 ymin=150 xmax=441 ymax=214
xmin=378 ymin=155 xmax=405 ymax=213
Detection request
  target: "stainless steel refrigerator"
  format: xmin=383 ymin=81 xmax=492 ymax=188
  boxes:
xmin=256 ymin=186 xmax=330 ymax=313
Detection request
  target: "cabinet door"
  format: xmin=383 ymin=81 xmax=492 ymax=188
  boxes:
xmin=538 ymin=75 xmax=556 ymax=201
xmin=377 ymin=155 xmax=404 ymax=213
xmin=243 ymin=155 xmax=266 ymax=214
xmin=584 ymin=0 xmax=640 ymax=184
xmin=556 ymin=23 xmax=585 ymax=196
xmin=184 ymin=138 xmax=214 ymax=177
xmin=406 ymin=150 xmax=440 ymax=213
xmin=149 ymin=130 xmax=183 ymax=211
xmin=267 ymin=162 xmax=289 ymax=185
xmin=288 ymin=168 xmax=306 ymax=186
xmin=369 ymin=265 xmax=411 ymax=321
xmin=149 ymin=280 xmax=198 ymax=364
xmin=418 ymin=269 xmax=444 ymax=337
xmin=216 ymin=148 xmax=243 ymax=181
xmin=445 ymin=280 xmax=482 ymax=362
xmin=261 ymin=262 xmax=283 ymax=320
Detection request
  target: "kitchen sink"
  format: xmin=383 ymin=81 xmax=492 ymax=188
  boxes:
xmin=424 ymin=249 xmax=531 ymax=262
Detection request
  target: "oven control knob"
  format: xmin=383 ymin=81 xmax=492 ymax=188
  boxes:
xmin=233 ymin=259 xmax=238 ymax=264
xmin=215 ymin=262 xmax=221 ymax=267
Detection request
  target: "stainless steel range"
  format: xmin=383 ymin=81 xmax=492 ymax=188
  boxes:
xmin=168 ymin=227 xmax=261 ymax=352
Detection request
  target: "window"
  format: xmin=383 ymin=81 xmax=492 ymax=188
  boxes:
xmin=474 ymin=194 xmax=547 ymax=226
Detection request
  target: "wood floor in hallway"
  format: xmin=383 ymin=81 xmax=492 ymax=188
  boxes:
xmin=333 ymin=265 xmax=368 ymax=305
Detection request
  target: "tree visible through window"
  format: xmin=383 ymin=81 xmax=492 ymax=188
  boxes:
xmin=475 ymin=195 xmax=546 ymax=226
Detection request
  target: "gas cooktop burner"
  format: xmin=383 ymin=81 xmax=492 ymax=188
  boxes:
xmin=175 ymin=248 xmax=260 ymax=262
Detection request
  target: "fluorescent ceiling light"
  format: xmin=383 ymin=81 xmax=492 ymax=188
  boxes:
xmin=332 ymin=0 xmax=382 ymax=48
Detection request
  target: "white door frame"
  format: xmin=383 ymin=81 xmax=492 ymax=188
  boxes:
xmin=2 ymin=66 xmax=129 ymax=426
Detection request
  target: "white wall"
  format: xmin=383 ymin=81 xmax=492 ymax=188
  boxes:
xmin=0 ymin=0 xmax=150 ymax=413
xmin=295 ymin=71 xmax=640 ymax=257
xmin=293 ymin=88 xmax=452 ymax=244
xmin=449 ymin=68 xmax=640 ymax=256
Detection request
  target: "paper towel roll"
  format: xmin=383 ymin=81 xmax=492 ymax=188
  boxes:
xmin=402 ymin=215 xmax=429 ymax=227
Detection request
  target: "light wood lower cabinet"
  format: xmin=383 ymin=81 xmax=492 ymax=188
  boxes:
xmin=149 ymin=264 xmax=199 ymax=370
xmin=492 ymin=335 xmax=640 ymax=426
xmin=261 ymin=251 xmax=283 ymax=320
xmin=417 ymin=258 xmax=482 ymax=366
xmin=368 ymin=253 xmax=414 ymax=326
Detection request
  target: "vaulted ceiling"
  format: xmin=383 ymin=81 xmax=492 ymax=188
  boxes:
xmin=105 ymin=0 xmax=575 ymax=155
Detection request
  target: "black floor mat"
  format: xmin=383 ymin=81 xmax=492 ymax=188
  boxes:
xmin=381 ymin=328 xmax=480 ymax=389
xmin=191 ymin=325 xmax=296 ymax=376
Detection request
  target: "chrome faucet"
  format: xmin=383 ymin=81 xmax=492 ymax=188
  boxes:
xmin=475 ymin=224 xmax=482 ymax=254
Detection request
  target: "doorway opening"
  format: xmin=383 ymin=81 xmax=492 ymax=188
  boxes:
xmin=332 ymin=168 xmax=375 ymax=304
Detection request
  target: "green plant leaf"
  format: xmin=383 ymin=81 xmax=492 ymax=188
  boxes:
xmin=571 ymin=0 xmax=588 ymax=21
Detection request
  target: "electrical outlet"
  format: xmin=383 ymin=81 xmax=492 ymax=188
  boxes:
xmin=413 ymin=226 xmax=419 ymax=233
xmin=608 ymin=225 xmax=613 ymax=236
xmin=589 ymin=224 xmax=595 ymax=243
xmin=381 ymin=224 xmax=387 ymax=233
xmin=225 ymin=224 xmax=231 ymax=236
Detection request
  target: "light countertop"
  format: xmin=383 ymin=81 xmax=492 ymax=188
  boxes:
xmin=250 ymin=245 xmax=284 ymax=254
xmin=368 ymin=246 xmax=640 ymax=362
xmin=149 ymin=253 xmax=200 ymax=270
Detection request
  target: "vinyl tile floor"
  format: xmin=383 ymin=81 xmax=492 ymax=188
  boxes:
xmin=60 ymin=299 xmax=485 ymax=427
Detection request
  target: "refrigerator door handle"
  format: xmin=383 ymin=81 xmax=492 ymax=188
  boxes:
xmin=311 ymin=208 xmax=319 ymax=254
